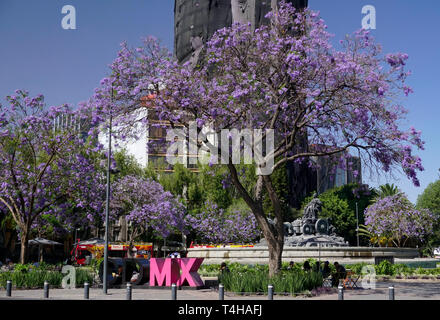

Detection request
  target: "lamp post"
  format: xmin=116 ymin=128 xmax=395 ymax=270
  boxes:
xmin=103 ymin=91 xmax=113 ymax=294
xmin=356 ymin=202 xmax=360 ymax=247
xmin=74 ymin=227 xmax=80 ymax=261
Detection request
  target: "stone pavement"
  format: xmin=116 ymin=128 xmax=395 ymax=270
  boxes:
xmin=1 ymin=281 xmax=440 ymax=300
xmin=307 ymin=280 xmax=440 ymax=300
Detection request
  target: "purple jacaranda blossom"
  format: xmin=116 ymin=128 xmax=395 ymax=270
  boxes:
xmin=110 ymin=175 xmax=190 ymax=240
xmin=188 ymin=201 xmax=259 ymax=244
xmin=0 ymin=90 xmax=106 ymax=262
xmin=84 ymin=1 xmax=424 ymax=275
xmin=365 ymin=194 xmax=436 ymax=247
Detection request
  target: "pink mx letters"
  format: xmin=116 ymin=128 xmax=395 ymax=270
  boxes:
xmin=149 ymin=258 xmax=204 ymax=287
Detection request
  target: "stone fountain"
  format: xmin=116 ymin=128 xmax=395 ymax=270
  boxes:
xmin=258 ymin=194 xmax=349 ymax=247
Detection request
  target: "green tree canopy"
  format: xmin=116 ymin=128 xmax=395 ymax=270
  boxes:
xmin=416 ymin=180 xmax=440 ymax=215
xmin=302 ymin=184 xmax=376 ymax=245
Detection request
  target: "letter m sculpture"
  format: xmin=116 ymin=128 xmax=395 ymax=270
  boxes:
xmin=149 ymin=258 xmax=204 ymax=287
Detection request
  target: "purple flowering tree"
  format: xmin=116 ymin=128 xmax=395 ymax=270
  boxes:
xmin=88 ymin=2 xmax=424 ymax=276
xmin=365 ymin=194 xmax=436 ymax=247
xmin=190 ymin=201 xmax=260 ymax=244
xmin=0 ymin=90 xmax=105 ymax=263
xmin=110 ymin=175 xmax=188 ymax=241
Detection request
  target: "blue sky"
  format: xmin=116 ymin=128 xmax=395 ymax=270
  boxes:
xmin=0 ymin=0 xmax=439 ymax=203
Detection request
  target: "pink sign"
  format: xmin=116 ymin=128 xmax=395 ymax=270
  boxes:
xmin=149 ymin=258 xmax=204 ymax=287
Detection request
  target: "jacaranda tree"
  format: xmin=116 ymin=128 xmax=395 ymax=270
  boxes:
xmin=365 ymin=194 xmax=436 ymax=247
xmin=88 ymin=2 xmax=424 ymax=276
xmin=189 ymin=200 xmax=260 ymax=244
xmin=0 ymin=90 xmax=105 ymax=263
xmin=110 ymin=175 xmax=189 ymax=241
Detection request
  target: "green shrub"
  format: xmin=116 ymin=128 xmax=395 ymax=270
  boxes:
xmin=219 ymin=269 xmax=323 ymax=295
xmin=0 ymin=267 xmax=95 ymax=289
xmin=374 ymin=261 xmax=394 ymax=276
xmin=90 ymin=258 xmax=104 ymax=274
xmin=75 ymin=268 xmax=95 ymax=286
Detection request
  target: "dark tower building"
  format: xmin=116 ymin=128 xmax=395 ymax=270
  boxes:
xmin=174 ymin=0 xmax=308 ymax=64
xmin=173 ymin=0 xmax=321 ymax=210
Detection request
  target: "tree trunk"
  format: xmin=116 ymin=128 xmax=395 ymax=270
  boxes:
xmin=226 ymin=163 xmax=287 ymax=277
xmin=20 ymin=230 xmax=29 ymax=264
xmin=266 ymin=232 xmax=284 ymax=278
xmin=262 ymin=175 xmax=285 ymax=277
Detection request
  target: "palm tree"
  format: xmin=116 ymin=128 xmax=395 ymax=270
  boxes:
xmin=378 ymin=183 xmax=400 ymax=197
xmin=370 ymin=183 xmax=402 ymax=204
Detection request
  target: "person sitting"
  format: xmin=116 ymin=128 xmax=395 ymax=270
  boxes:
xmin=6 ymin=258 xmax=14 ymax=271
xmin=332 ymin=262 xmax=347 ymax=287
xmin=287 ymin=261 xmax=295 ymax=270
xmin=110 ymin=266 xmax=124 ymax=284
xmin=130 ymin=271 xmax=139 ymax=283
xmin=303 ymin=261 xmax=312 ymax=272
xmin=220 ymin=262 xmax=230 ymax=274
xmin=321 ymin=261 xmax=331 ymax=278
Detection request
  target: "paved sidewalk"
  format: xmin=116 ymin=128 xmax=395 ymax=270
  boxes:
xmin=307 ymin=281 xmax=440 ymax=300
xmin=1 ymin=281 xmax=440 ymax=300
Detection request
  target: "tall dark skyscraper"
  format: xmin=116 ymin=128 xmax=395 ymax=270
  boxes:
xmin=173 ymin=0 xmax=320 ymax=210
xmin=174 ymin=0 xmax=308 ymax=64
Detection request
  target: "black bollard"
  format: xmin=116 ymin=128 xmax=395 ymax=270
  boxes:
xmin=268 ymin=285 xmax=274 ymax=300
xmin=44 ymin=281 xmax=50 ymax=299
xmin=6 ymin=280 xmax=12 ymax=297
xmin=219 ymin=284 xmax=224 ymax=300
xmin=84 ymin=282 xmax=90 ymax=300
xmin=126 ymin=283 xmax=132 ymax=300
xmin=338 ymin=285 xmax=344 ymax=300
xmin=388 ymin=286 xmax=395 ymax=300
xmin=171 ymin=283 xmax=177 ymax=300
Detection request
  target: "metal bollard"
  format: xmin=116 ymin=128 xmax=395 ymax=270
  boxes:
xmin=219 ymin=284 xmax=224 ymax=300
xmin=126 ymin=283 xmax=132 ymax=300
xmin=84 ymin=282 xmax=90 ymax=300
xmin=44 ymin=281 xmax=50 ymax=299
xmin=171 ymin=283 xmax=177 ymax=300
xmin=388 ymin=286 xmax=395 ymax=300
xmin=6 ymin=280 xmax=12 ymax=297
xmin=338 ymin=285 xmax=344 ymax=300
xmin=268 ymin=285 xmax=274 ymax=300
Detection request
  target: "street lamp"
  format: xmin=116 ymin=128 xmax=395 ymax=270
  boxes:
xmin=103 ymin=90 xmax=113 ymax=295
xmin=356 ymin=202 xmax=360 ymax=247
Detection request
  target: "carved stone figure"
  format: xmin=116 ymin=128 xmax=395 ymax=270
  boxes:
xmin=303 ymin=193 xmax=322 ymax=220
xmin=258 ymin=196 xmax=348 ymax=247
